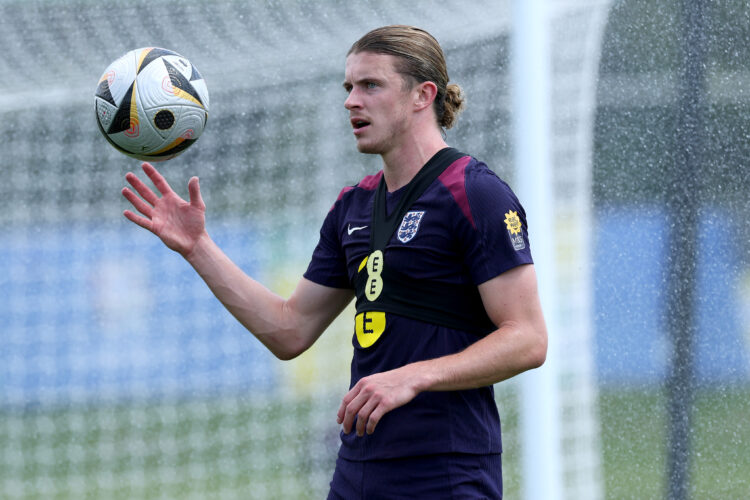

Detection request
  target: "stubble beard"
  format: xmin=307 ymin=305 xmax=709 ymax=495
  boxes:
xmin=355 ymin=113 xmax=409 ymax=157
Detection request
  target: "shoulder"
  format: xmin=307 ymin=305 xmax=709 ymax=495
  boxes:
xmin=465 ymin=159 xmax=520 ymax=208
xmin=437 ymin=156 xmax=518 ymax=228
xmin=329 ymin=171 xmax=383 ymax=211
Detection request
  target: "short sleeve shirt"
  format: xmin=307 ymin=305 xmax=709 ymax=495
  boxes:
xmin=304 ymin=155 xmax=533 ymax=460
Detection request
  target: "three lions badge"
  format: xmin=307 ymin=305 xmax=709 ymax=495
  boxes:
xmin=397 ymin=211 xmax=425 ymax=243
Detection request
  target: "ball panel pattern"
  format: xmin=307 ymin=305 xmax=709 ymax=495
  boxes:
xmin=94 ymin=47 xmax=209 ymax=161
xmin=154 ymin=110 xmax=175 ymax=130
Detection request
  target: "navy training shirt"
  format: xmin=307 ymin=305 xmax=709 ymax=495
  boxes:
xmin=304 ymin=155 xmax=533 ymax=460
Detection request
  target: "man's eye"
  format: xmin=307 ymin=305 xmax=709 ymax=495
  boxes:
xmin=366 ymin=82 xmax=378 ymax=89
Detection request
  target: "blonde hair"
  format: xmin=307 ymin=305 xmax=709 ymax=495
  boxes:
xmin=348 ymin=25 xmax=465 ymax=129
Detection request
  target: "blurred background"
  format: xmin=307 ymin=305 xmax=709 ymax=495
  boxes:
xmin=0 ymin=0 xmax=748 ymax=498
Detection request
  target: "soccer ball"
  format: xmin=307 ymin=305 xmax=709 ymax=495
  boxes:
xmin=94 ymin=47 xmax=209 ymax=162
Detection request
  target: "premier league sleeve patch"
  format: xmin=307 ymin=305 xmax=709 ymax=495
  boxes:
xmin=504 ymin=210 xmax=526 ymax=251
xmin=397 ymin=210 xmax=425 ymax=243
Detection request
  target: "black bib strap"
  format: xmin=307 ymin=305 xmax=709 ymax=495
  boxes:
xmin=355 ymin=266 xmax=496 ymax=335
xmin=370 ymin=147 xmax=466 ymax=251
xmin=354 ymin=148 xmax=496 ymax=336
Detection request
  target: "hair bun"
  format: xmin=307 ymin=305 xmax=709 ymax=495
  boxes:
xmin=440 ymin=83 xmax=466 ymax=129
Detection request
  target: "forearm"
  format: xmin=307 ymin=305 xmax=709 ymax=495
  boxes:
xmin=338 ymin=265 xmax=547 ymax=437
xmin=122 ymin=164 xmax=342 ymax=359
xmin=184 ymin=232 xmax=308 ymax=359
xmin=338 ymin=319 xmax=547 ymax=436
xmin=408 ymin=321 xmax=547 ymax=393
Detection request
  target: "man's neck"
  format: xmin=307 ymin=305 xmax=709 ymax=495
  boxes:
xmin=380 ymin=133 xmax=448 ymax=192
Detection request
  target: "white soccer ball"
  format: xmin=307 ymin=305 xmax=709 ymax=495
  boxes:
xmin=94 ymin=47 xmax=209 ymax=162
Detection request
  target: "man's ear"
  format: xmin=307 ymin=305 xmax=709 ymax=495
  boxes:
xmin=414 ymin=81 xmax=438 ymax=111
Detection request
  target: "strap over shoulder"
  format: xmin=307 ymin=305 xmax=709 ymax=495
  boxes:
xmin=369 ymin=147 xmax=466 ymax=251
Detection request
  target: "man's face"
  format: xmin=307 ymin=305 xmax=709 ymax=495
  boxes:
xmin=343 ymin=52 xmax=414 ymax=156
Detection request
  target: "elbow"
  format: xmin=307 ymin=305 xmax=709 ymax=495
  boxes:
xmin=269 ymin=341 xmax=305 ymax=361
xmin=267 ymin=331 xmax=310 ymax=361
xmin=527 ymin=329 xmax=548 ymax=370
xmin=274 ymin=351 xmax=298 ymax=362
xmin=273 ymin=346 xmax=305 ymax=361
xmin=529 ymin=343 xmax=547 ymax=369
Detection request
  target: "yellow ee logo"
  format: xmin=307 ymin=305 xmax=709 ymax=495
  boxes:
xmin=361 ymin=250 xmax=384 ymax=302
xmin=355 ymin=311 xmax=386 ymax=348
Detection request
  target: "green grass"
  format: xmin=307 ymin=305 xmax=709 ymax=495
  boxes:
xmin=599 ymin=385 xmax=750 ymax=499
xmin=1 ymin=386 xmax=748 ymax=499
xmin=0 ymin=396 xmax=335 ymax=499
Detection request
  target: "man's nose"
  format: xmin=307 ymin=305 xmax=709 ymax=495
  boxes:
xmin=344 ymin=89 xmax=360 ymax=110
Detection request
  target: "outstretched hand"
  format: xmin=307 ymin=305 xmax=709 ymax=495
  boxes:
xmin=122 ymin=162 xmax=206 ymax=257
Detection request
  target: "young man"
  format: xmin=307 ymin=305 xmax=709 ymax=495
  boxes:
xmin=122 ymin=25 xmax=547 ymax=499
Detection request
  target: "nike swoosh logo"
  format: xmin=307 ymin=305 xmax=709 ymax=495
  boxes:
xmin=347 ymin=224 xmax=368 ymax=235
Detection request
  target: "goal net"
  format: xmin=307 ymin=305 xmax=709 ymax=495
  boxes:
xmin=0 ymin=1 xmax=608 ymax=498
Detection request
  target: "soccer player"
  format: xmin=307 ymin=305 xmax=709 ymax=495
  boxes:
xmin=122 ymin=25 xmax=547 ymax=499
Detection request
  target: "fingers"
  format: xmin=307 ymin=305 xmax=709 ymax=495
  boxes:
xmin=340 ymin=394 xmax=368 ymax=436
xmin=122 ymin=171 xmax=155 ymax=231
xmin=123 ymin=209 xmax=153 ymax=231
xmin=356 ymin=398 xmax=381 ymax=437
xmin=337 ymin=381 xmax=386 ymax=437
xmin=337 ymin=386 xmax=358 ymax=429
xmin=125 ymin=171 xmax=159 ymax=206
xmin=121 ymin=186 xmax=153 ymax=218
xmin=142 ymin=162 xmax=174 ymax=197
xmin=188 ymin=176 xmax=205 ymax=210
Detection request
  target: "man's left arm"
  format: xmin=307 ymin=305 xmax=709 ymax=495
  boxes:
xmin=337 ymin=263 xmax=548 ymax=436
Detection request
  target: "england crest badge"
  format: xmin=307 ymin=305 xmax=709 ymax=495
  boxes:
xmin=397 ymin=211 xmax=425 ymax=243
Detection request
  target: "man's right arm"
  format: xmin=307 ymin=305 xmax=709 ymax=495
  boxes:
xmin=185 ymin=233 xmax=353 ymax=360
xmin=122 ymin=162 xmax=353 ymax=360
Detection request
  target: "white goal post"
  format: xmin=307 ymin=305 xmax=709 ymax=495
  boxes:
xmin=514 ymin=1 xmax=612 ymax=499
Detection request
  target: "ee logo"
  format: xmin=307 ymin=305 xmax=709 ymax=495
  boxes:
xmin=365 ymin=250 xmax=384 ymax=301
xmin=356 ymin=250 xmax=386 ymax=348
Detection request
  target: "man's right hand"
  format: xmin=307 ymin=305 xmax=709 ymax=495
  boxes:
xmin=122 ymin=162 xmax=207 ymax=257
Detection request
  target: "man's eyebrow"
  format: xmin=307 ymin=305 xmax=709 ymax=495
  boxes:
xmin=343 ymin=76 xmax=384 ymax=87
